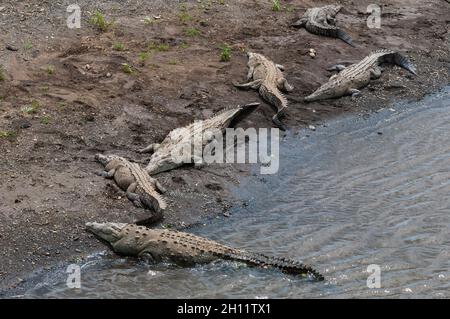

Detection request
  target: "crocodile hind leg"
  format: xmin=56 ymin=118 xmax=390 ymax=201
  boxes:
xmin=277 ymin=78 xmax=294 ymax=92
xmin=95 ymin=168 xmax=116 ymax=179
xmin=370 ymin=66 xmax=382 ymax=79
xmin=138 ymin=143 xmax=161 ymax=154
xmin=234 ymin=79 xmax=263 ymax=90
xmin=126 ymin=183 xmax=143 ymax=208
xmin=148 ymin=176 xmax=167 ymax=194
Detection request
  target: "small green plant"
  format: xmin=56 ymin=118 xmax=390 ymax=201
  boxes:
xmin=0 ymin=131 xmax=14 ymax=138
xmin=143 ymin=17 xmax=154 ymax=25
xmin=219 ymin=43 xmax=231 ymax=62
xmin=285 ymin=5 xmax=294 ymax=13
xmin=138 ymin=52 xmax=150 ymax=62
xmin=112 ymin=42 xmax=125 ymax=51
xmin=121 ymin=63 xmax=133 ymax=74
xmin=178 ymin=11 xmax=193 ymax=24
xmin=90 ymin=10 xmax=113 ymax=32
xmin=272 ymin=0 xmax=281 ymax=12
xmin=23 ymin=41 xmax=33 ymax=50
xmin=218 ymin=0 xmax=225 ymax=5
xmin=46 ymin=65 xmax=55 ymax=75
xmin=168 ymin=59 xmax=178 ymax=65
xmin=185 ymin=27 xmax=200 ymax=37
xmin=147 ymin=42 xmax=170 ymax=52
xmin=179 ymin=42 xmax=189 ymax=49
xmin=41 ymin=115 xmax=50 ymax=125
xmin=0 ymin=65 xmax=5 ymax=81
xmin=22 ymin=100 xmax=41 ymax=114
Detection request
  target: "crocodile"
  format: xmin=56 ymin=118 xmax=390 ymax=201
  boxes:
xmin=86 ymin=222 xmax=324 ymax=280
xmin=292 ymin=5 xmax=355 ymax=47
xmin=304 ymin=49 xmax=417 ymax=102
xmin=139 ymin=102 xmax=259 ymax=175
xmin=234 ymin=52 xmax=293 ymax=131
xmin=95 ymin=154 xmax=167 ymax=218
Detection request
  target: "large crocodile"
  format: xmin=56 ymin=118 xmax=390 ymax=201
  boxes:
xmin=86 ymin=222 xmax=324 ymax=280
xmin=95 ymin=154 xmax=167 ymax=218
xmin=139 ymin=103 xmax=259 ymax=175
xmin=234 ymin=52 xmax=293 ymax=131
xmin=292 ymin=5 xmax=355 ymax=47
xmin=304 ymin=49 xmax=417 ymax=102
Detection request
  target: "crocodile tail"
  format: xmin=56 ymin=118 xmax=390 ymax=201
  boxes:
xmin=224 ymin=250 xmax=324 ymax=280
xmin=376 ymin=50 xmax=417 ymax=75
xmin=337 ymin=29 xmax=355 ymax=47
xmin=259 ymin=85 xmax=288 ymax=130
xmin=213 ymin=102 xmax=260 ymax=127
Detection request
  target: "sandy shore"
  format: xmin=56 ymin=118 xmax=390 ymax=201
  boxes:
xmin=0 ymin=0 xmax=449 ymax=296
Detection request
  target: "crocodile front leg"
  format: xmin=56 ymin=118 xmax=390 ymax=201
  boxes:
xmin=327 ymin=64 xmax=347 ymax=72
xmin=234 ymin=79 xmax=263 ymax=90
xmin=138 ymin=143 xmax=161 ymax=154
xmin=349 ymin=88 xmax=361 ymax=99
xmin=291 ymin=17 xmax=307 ymax=28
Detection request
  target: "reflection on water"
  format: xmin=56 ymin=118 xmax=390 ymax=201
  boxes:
xmin=26 ymin=88 xmax=450 ymax=298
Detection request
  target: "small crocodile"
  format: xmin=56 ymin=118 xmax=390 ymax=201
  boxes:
xmin=292 ymin=5 xmax=355 ymax=47
xmin=95 ymin=154 xmax=167 ymax=217
xmin=86 ymin=222 xmax=324 ymax=280
xmin=139 ymin=102 xmax=259 ymax=175
xmin=304 ymin=49 xmax=417 ymax=102
xmin=234 ymin=52 xmax=293 ymax=131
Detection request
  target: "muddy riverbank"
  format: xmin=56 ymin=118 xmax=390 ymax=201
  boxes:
xmin=0 ymin=0 xmax=449 ymax=296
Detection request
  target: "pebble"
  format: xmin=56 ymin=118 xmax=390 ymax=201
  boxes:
xmin=6 ymin=44 xmax=18 ymax=51
xmin=308 ymin=125 xmax=316 ymax=131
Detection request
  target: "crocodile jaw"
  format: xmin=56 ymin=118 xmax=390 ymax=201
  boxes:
xmin=86 ymin=222 xmax=127 ymax=244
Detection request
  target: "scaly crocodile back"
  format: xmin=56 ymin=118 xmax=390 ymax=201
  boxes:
xmin=304 ymin=5 xmax=355 ymax=47
xmin=122 ymin=225 xmax=324 ymax=280
xmin=128 ymin=162 xmax=167 ymax=212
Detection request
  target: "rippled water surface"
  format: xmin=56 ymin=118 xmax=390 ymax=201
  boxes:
xmin=26 ymin=88 xmax=450 ymax=298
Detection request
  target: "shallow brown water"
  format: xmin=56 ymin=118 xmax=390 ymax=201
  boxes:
xmin=24 ymin=87 xmax=450 ymax=298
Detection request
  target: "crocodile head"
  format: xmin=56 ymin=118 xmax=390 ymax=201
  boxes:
xmin=95 ymin=153 xmax=124 ymax=168
xmin=246 ymin=52 xmax=265 ymax=66
xmin=304 ymin=77 xmax=350 ymax=102
xmin=86 ymin=222 xmax=127 ymax=244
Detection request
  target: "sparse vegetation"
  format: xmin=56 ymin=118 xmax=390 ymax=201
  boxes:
xmin=121 ymin=63 xmax=133 ymax=74
xmin=23 ymin=41 xmax=33 ymax=50
xmin=112 ymin=42 xmax=125 ymax=51
xmin=46 ymin=65 xmax=55 ymax=75
xmin=90 ymin=10 xmax=113 ymax=32
xmin=219 ymin=43 xmax=232 ymax=62
xmin=168 ymin=59 xmax=179 ymax=65
xmin=148 ymin=42 xmax=170 ymax=52
xmin=0 ymin=65 xmax=5 ymax=81
xmin=143 ymin=17 xmax=155 ymax=25
xmin=186 ymin=27 xmax=201 ymax=37
xmin=178 ymin=11 xmax=193 ymax=24
xmin=21 ymin=100 xmax=41 ymax=114
xmin=138 ymin=52 xmax=150 ymax=62
xmin=41 ymin=115 xmax=50 ymax=125
xmin=0 ymin=131 xmax=14 ymax=138
xmin=272 ymin=0 xmax=281 ymax=12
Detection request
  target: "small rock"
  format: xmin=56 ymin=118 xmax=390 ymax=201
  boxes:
xmin=308 ymin=125 xmax=316 ymax=131
xmin=377 ymin=131 xmax=383 ymax=135
xmin=6 ymin=44 xmax=18 ymax=51
xmin=223 ymin=212 xmax=231 ymax=217
xmin=106 ymin=72 xmax=112 ymax=77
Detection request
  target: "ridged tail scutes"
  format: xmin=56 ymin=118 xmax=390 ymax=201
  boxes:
xmin=259 ymin=85 xmax=288 ymax=130
xmin=377 ymin=50 xmax=417 ymax=75
xmin=223 ymin=250 xmax=324 ymax=280
xmin=337 ymin=29 xmax=355 ymax=47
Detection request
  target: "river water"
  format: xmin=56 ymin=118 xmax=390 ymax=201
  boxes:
xmin=25 ymin=87 xmax=450 ymax=298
